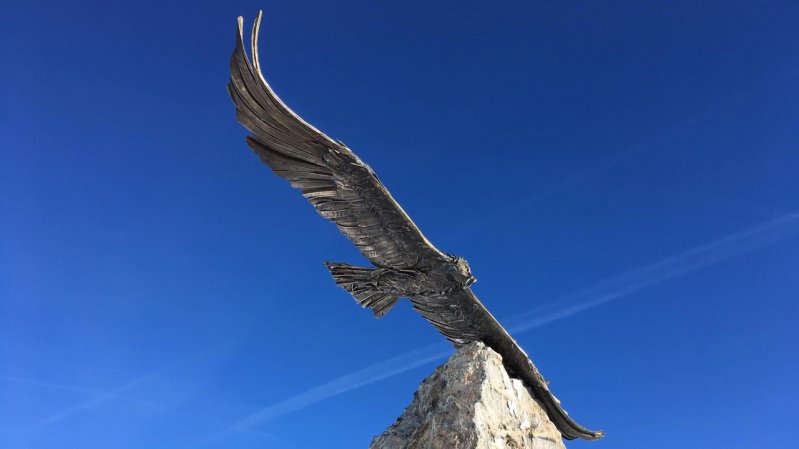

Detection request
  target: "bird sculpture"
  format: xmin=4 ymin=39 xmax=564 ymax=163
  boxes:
xmin=228 ymin=11 xmax=603 ymax=441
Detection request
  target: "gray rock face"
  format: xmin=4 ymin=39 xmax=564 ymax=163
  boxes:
xmin=370 ymin=342 xmax=567 ymax=449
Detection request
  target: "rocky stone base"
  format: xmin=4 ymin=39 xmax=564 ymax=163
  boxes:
xmin=370 ymin=342 xmax=566 ymax=449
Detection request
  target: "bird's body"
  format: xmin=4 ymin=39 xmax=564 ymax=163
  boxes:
xmin=228 ymin=11 xmax=603 ymax=441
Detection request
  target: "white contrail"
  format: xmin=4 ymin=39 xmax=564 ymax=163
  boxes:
xmin=195 ymin=342 xmax=451 ymax=446
xmin=232 ymin=342 xmax=452 ymax=430
xmin=0 ymin=375 xmax=114 ymax=396
xmin=505 ymin=211 xmax=799 ymax=333
xmin=0 ymin=375 xmax=163 ymax=410
xmin=15 ymin=337 xmax=244 ymax=432
xmin=226 ymin=212 xmax=799 ymax=434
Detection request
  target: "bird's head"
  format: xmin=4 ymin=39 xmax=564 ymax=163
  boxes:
xmin=450 ymin=256 xmax=476 ymax=287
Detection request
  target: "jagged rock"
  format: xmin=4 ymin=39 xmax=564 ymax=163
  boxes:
xmin=370 ymin=342 xmax=567 ymax=449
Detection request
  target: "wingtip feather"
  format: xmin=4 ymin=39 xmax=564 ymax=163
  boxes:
xmin=234 ymin=16 xmax=246 ymax=57
xmin=252 ymin=11 xmax=263 ymax=72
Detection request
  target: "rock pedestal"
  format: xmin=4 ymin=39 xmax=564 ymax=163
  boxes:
xmin=370 ymin=342 xmax=567 ymax=449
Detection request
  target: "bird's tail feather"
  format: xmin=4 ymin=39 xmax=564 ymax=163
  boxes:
xmin=324 ymin=262 xmax=400 ymax=318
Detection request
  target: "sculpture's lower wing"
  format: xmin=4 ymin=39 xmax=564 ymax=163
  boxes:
xmin=228 ymin=12 xmax=448 ymax=270
xmin=412 ymin=288 xmax=604 ymax=441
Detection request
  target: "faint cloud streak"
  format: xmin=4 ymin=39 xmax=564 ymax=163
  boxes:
xmin=234 ymin=343 xmax=451 ymax=430
xmin=15 ymin=337 xmax=243 ymax=433
xmin=505 ymin=212 xmax=799 ymax=333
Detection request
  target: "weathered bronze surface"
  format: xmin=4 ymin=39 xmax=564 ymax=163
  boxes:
xmin=228 ymin=11 xmax=603 ymax=441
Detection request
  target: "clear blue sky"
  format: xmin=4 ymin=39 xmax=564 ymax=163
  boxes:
xmin=2 ymin=1 xmax=798 ymax=448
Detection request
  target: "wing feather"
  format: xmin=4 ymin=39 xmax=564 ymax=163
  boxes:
xmin=229 ymin=11 xmax=603 ymax=442
xmin=229 ymin=12 xmax=447 ymax=269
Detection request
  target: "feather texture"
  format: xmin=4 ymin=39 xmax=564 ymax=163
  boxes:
xmin=228 ymin=12 xmax=603 ymax=441
xmin=228 ymin=12 xmax=447 ymax=271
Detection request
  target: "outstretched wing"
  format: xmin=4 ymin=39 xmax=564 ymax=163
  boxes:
xmin=412 ymin=287 xmax=605 ymax=441
xmin=228 ymin=12 xmax=448 ymax=270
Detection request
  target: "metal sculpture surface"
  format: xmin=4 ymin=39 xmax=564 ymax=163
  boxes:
xmin=228 ymin=12 xmax=603 ymax=441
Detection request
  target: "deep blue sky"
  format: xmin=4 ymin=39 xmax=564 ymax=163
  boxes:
xmin=2 ymin=1 xmax=798 ymax=448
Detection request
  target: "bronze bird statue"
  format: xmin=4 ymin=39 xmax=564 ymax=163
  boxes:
xmin=228 ymin=11 xmax=603 ymax=441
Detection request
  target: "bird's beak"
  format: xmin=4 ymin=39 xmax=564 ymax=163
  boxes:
xmin=465 ymin=276 xmax=477 ymax=287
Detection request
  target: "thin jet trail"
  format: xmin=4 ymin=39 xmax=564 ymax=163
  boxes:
xmin=194 ymin=342 xmax=451 ymax=446
xmin=233 ymin=343 xmax=452 ymax=430
xmin=0 ymin=375 xmax=120 ymax=397
xmin=0 ymin=374 xmax=273 ymax=438
xmin=14 ymin=337 xmax=244 ymax=433
xmin=0 ymin=375 xmax=164 ymax=409
xmin=225 ymin=212 xmax=799 ymax=434
xmin=504 ymin=212 xmax=799 ymax=333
